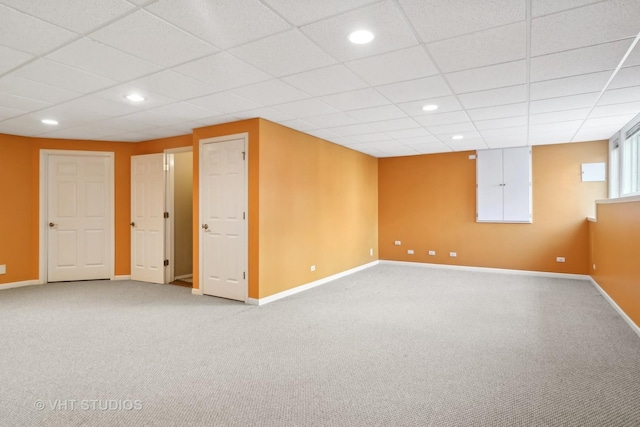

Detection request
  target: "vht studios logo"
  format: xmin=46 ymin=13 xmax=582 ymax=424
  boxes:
xmin=34 ymin=399 xmax=143 ymax=411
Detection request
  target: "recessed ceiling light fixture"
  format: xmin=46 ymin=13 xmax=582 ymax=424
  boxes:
xmin=451 ymin=135 xmax=464 ymax=140
xmin=422 ymin=104 xmax=439 ymax=112
xmin=125 ymin=93 xmax=145 ymax=102
xmin=41 ymin=119 xmax=58 ymax=125
xmin=349 ymin=30 xmax=374 ymax=44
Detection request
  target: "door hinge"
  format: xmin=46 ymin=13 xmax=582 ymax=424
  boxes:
xmin=243 ymin=272 xmax=246 ymax=280
xmin=164 ymin=259 xmax=169 ymax=267
xmin=164 ymin=212 xmax=169 ymax=219
xmin=242 ymin=151 xmax=246 ymax=160
xmin=243 ymin=212 xmax=246 ymax=220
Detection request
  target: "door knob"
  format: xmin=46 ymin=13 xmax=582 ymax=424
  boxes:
xmin=202 ymin=224 xmax=209 ymax=230
xmin=48 ymin=222 xmax=56 ymax=228
xmin=130 ymin=222 xmax=135 ymax=227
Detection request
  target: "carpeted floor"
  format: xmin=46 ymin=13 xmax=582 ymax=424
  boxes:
xmin=1 ymin=264 xmax=638 ymax=426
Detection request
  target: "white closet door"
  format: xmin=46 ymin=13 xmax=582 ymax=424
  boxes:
xmin=503 ymin=147 xmax=532 ymax=222
xmin=477 ymin=149 xmax=504 ymax=222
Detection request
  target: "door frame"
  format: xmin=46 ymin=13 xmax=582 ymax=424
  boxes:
xmin=196 ymin=133 xmax=249 ymax=300
xmin=165 ymin=146 xmax=193 ymax=284
xmin=39 ymin=150 xmax=115 ymax=284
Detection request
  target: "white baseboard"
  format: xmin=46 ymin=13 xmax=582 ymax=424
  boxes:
xmin=113 ymin=275 xmax=131 ymax=281
xmin=0 ymin=280 xmax=40 ymax=290
xmin=246 ymin=261 xmax=380 ymax=306
xmin=192 ymin=288 xmax=203 ymax=295
xmin=589 ymin=277 xmax=640 ymax=338
xmin=379 ymin=260 xmax=589 ymax=281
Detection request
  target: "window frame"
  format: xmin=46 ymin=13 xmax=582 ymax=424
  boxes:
xmin=609 ymin=113 xmax=640 ymax=198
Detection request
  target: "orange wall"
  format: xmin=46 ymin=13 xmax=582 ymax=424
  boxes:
xmin=378 ymin=141 xmax=608 ymax=274
xmin=590 ymin=199 xmax=640 ymax=327
xmin=0 ymin=133 xmax=134 ymax=284
xmin=258 ymin=120 xmax=378 ymax=298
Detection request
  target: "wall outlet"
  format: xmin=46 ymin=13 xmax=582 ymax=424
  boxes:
xmin=394 ymin=241 xmax=401 ymax=246
xmin=370 ymin=248 xmax=373 ymax=256
xmin=449 ymin=252 xmax=457 ymax=257
xmin=407 ymin=249 xmax=414 ymax=255
xmin=593 ymin=264 xmax=596 ymax=270
xmin=428 ymin=250 xmax=436 ymax=256
xmin=556 ymin=257 xmax=565 ymax=263
xmin=0 ymin=264 xmax=5 ymax=275
xmin=310 ymin=265 xmax=316 ymax=272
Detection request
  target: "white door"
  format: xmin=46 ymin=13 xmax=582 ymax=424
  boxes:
xmin=201 ymin=138 xmax=247 ymax=301
xmin=47 ymin=154 xmax=112 ymax=282
xmin=477 ymin=149 xmax=504 ymax=222
xmin=503 ymin=147 xmax=532 ymax=222
xmin=131 ymin=154 xmax=166 ymax=284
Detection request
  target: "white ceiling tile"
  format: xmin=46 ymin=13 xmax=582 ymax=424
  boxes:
xmin=343 ymin=143 xmax=386 ymax=157
xmin=529 ymin=131 xmax=576 ymax=145
xmin=305 ymin=128 xmax=339 ymax=139
xmin=233 ymin=107 xmax=293 ymax=122
xmin=282 ymin=65 xmax=368 ymax=97
xmin=428 ymin=22 xmax=526 ymax=73
xmin=326 ymin=124 xmax=377 ymax=136
xmin=348 ymin=133 xmax=393 ymax=143
xmin=590 ymin=101 xmax=640 ymax=118
xmin=444 ymin=139 xmax=489 ymax=152
xmin=609 ymin=66 xmax=640 ymax=89
xmin=146 ymin=0 xmax=290 ymax=49
xmin=414 ymin=111 xmax=469 ymax=127
xmin=325 ymin=136 xmax=356 ymax=146
xmin=0 ymin=93 xmax=51 ymax=112
xmin=0 ymin=5 xmax=76 ymax=55
xmin=346 ymin=46 xmax=438 ymax=86
xmin=529 ymin=71 xmax=611 ymax=100
xmin=277 ymin=119 xmax=318 ymax=132
xmin=485 ymin=139 xmax=529 ymax=149
xmin=0 ymin=75 xmax=81 ymax=104
xmin=39 ymin=123 xmax=125 ymax=140
xmin=138 ymin=102 xmax=214 ymax=122
xmin=368 ymin=117 xmax=420 ymax=132
xmin=347 ymin=105 xmax=407 ymax=122
xmin=532 ymin=0 xmax=603 ymax=17
xmin=378 ymin=144 xmax=420 ymax=157
xmin=33 ymin=103 xmax=111 ymax=126
xmin=572 ymin=126 xmax=619 ymax=142
xmin=303 ymin=113 xmax=359 ymax=128
xmin=319 ymin=88 xmax=389 ymax=111
xmin=474 ymin=116 xmax=527 ymax=130
xmin=93 ymin=83 xmax=177 ymax=111
xmin=0 ymin=45 xmax=33 ymax=74
xmin=187 ymin=92 xmax=261 ymax=114
xmin=530 ymin=40 xmax=632 ymax=82
xmin=466 ymin=103 xmax=528 ymax=121
xmin=480 ymin=126 xmax=528 ymax=140
xmin=90 ymin=11 xmax=217 ymax=67
xmin=0 ymin=105 xmax=26 ymax=121
xmin=410 ymin=142 xmax=453 ymax=154
xmin=301 ymin=1 xmax=418 ymax=62
xmin=376 ymin=76 xmax=451 ymax=103
xmin=0 ymin=116 xmax=54 ymax=136
xmin=12 ymin=59 xmax=116 ymax=93
xmin=598 ymin=86 xmax=640 ymax=106
xmin=117 ymin=109 xmax=185 ymax=127
xmin=582 ymin=114 xmax=637 ymax=129
xmin=131 ymin=70 xmax=217 ymax=101
xmin=429 ymin=121 xmax=477 ymax=135
xmin=230 ymin=80 xmax=310 ymax=106
xmin=272 ymin=99 xmax=338 ymax=118
xmin=396 ymin=136 xmax=442 ymax=146
xmin=446 ymin=60 xmax=527 ymax=94
xmin=529 ymin=120 xmax=583 ymax=133
xmin=529 ymin=108 xmax=591 ymax=125
xmin=173 ymin=52 xmax=271 ymax=93
xmin=397 ymin=96 xmax=462 ymax=117
xmin=1 ymin=0 xmax=135 ymax=33
xmin=531 ymin=0 xmax=640 ymax=56
xmin=99 ymin=117 xmax=156 ymax=133
xmin=384 ymin=127 xmax=432 ymax=139
xmin=399 ymin=0 xmax=525 ymax=42
xmin=529 ymin=93 xmax=599 ymax=114
xmin=46 ymin=38 xmax=162 ymax=82
xmin=458 ymin=85 xmax=527 ymax=109
xmin=261 ymin=0 xmax=380 ymax=26
xmin=53 ymin=96 xmax=139 ymax=118
xmin=230 ymin=30 xmax=336 ymax=77
xmin=192 ymin=115 xmax=237 ymax=128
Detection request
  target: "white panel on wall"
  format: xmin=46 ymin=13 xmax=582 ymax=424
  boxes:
xmin=581 ymin=162 xmax=606 ymax=182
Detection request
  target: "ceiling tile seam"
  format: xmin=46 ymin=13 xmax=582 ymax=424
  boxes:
xmin=392 ymin=0 xmax=488 ymax=151
xmin=413 ymin=16 xmax=526 ymax=45
xmin=259 ymin=0 xmax=387 ymax=28
xmin=569 ymin=31 xmax=640 ymax=142
xmin=529 ymin=36 xmax=637 ymax=60
xmin=524 ymin=0 xmax=532 ymax=146
xmin=530 ymin=0 xmax=609 ymax=20
xmin=442 ymin=58 xmax=527 ymax=78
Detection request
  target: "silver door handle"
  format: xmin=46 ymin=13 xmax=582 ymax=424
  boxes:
xmin=202 ymin=224 xmax=209 ymax=230
xmin=48 ymin=222 xmax=56 ymax=228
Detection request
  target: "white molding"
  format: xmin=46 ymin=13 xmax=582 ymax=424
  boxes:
xmin=596 ymin=195 xmax=640 ymax=204
xmin=113 ymin=275 xmax=131 ymax=281
xmin=589 ymin=277 xmax=640 ymax=338
xmin=192 ymin=287 xmax=203 ymax=295
xmin=379 ymin=260 xmax=589 ymax=281
xmin=0 ymin=280 xmax=40 ymax=290
xmin=246 ymin=261 xmax=379 ymax=306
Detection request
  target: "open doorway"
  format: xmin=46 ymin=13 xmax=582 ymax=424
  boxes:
xmin=167 ymin=149 xmax=193 ymax=288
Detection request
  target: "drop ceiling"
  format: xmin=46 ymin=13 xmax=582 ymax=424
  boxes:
xmin=1 ymin=0 xmax=639 ymax=157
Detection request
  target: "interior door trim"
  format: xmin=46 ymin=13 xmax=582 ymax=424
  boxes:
xmin=38 ymin=149 xmax=115 ymax=284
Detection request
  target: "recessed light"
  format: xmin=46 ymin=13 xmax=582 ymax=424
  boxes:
xmin=349 ymin=30 xmax=374 ymax=44
xmin=125 ymin=94 xmax=145 ymax=102
xmin=451 ymin=135 xmax=464 ymax=140
xmin=422 ymin=104 xmax=439 ymax=112
xmin=41 ymin=119 xmax=58 ymax=125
